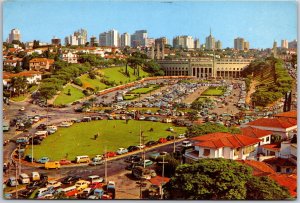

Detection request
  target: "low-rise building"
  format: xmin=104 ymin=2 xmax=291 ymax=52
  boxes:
xmin=240 ymin=126 xmax=272 ymax=146
xmin=29 ymin=58 xmax=54 ymax=71
xmin=243 ymin=118 xmax=297 ymax=140
xmin=62 ymin=51 xmax=78 ymax=63
xmin=184 ymin=132 xmax=261 ymax=162
xmin=3 ymin=71 xmax=42 ymax=86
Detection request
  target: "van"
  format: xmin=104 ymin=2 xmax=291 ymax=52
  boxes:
xmin=88 ymin=175 xmax=104 ymax=184
xmin=75 ymin=155 xmax=90 ymax=163
xmin=19 ymin=173 xmax=30 ymax=184
xmin=62 ymin=185 xmax=78 ymax=197
xmin=35 ymin=131 xmax=48 ymax=139
xmin=45 ymin=161 xmax=61 ymax=169
xmin=31 ymin=171 xmax=40 ymax=181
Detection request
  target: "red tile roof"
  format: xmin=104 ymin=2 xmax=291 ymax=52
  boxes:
xmin=192 ymin=133 xmax=261 ymax=149
xmin=149 ymin=176 xmax=170 ymax=186
xmin=274 ymin=111 xmax=297 ymax=119
xmin=263 ymin=157 xmax=297 ymax=167
xmin=3 ymin=71 xmax=42 ymax=79
xmin=245 ymin=118 xmax=297 ymax=129
xmin=238 ymin=160 xmax=297 ymax=197
xmin=29 ymin=58 xmax=54 ymax=64
xmin=260 ymin=143 xmax=281 ymax=151
xmin=240 ymin=126 xmax=272 ymax=138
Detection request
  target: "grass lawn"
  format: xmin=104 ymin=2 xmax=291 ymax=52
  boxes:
xmin=25 ymin=120 xmax=186 ymax=161
xmin=11 ymin=85 xmax=38 ymax=102
xmin=123 ymin=94 xmax=138 ymax=100
xmin=53 ymin=84 xmax=85 ymax=105
xmin=100 ymin=66 xmax=149 ymax=84
xmin=130 ymin=84 xmax=159 ymax=94
xmin=79 ymin=74 xmax=107 ymax=90
xmin=201 ymin=87 xmax=225 ymax=96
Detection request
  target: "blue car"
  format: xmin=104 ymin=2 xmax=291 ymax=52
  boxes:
xmin=37 ymin=157 xmax=50 ymax=164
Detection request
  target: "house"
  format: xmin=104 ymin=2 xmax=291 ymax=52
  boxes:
xmin=62 ymin=51 xmax=78 ymax=63
xmin=3 ymin=58 xmax=23 ymax=67
xmin=243 ymin=118 xmax=297 ymax=140
xmin=3 ymin=71 xmax=42 ymax=87
xmin=184 ymin=132 xmax=261 ymax=162
xmin=240 ymin=126 xmax=272 ymax=146
xmin=274 ymin=110 xmax=297 ymax=119
xmin=29 ymin=58 xmax=54 ymax=71
xmin=238 ymin=160 xmax=297 ymax=197
xmin=263 ymin=157 xmax=296 ymax=174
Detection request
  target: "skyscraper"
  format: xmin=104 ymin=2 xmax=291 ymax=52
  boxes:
xmin=281 ymin=40 xmax=288 ymax=49
xmin=234 ymin=37 xmax=245 ymax=50
xmin=74 ymin=29 xmax=88 ymax=45
xmin=99 ymin=32 xmax=108 ymax=46
xmin=155 ymin=37 xmax=168 ymax=48
xmin=244 ymin=41 xmax=250 ymax=50
xmin=90 ymin=36 xmax=98 ymax=47
xmin=205 ymin=29 xmax=215 ymax=50
xmin=120 ymin=33 xmax=131 ymax=47
xmin=194 ymin=38 xmax=200 ymax=49
xmin=131 ymin=30 xmax=148 ymax=47
xmin=173 ymin=36 xmax=194 ymax=49
xmin=107 ymin=29 xmax=119 ymax=47
xmin=8 ymin=28 xmax=21 ymax=43
xmin=215 ymin=40 xmax=222 ymax=50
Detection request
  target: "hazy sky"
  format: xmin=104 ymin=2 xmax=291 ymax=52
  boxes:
xmin=3 ymin=0 xmax=298 ymax=48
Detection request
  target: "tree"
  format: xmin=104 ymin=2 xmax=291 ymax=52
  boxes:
xmin=187 ymin=110 xmax=199 ymax=121
xmin=155 ymin=154 xmax=180 ymax=177
xmin=246 ymin=176 xmax=291 ymax=200
xmin=10 ymin=76 xmax=28 ymax=96
xmin=33 ymin=40 xmax=40 ymax=49
xmin=88 ymin=70 xmax=97 ymax=79
xmin=73 ymin=78 xmax=83 ymax=86
xmin=164 ymin=159 xmax=291 ymax=200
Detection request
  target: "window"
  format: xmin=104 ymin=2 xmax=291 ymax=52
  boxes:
xmin=286 ymin=168 xmax=291 ymax=173
xmin=203 ymin=149 xmax=210 ymax=156
xmin=266 ymin=137 xmax=270 ymax=142
xmin=234 ymin=148 xmax=240 ymax=156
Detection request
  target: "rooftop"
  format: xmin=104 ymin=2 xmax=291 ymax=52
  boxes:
xmin=240 ymin=126 xmax=272 ymax=138
xmin=274 ymin=110 xmax=297 ymax=119
xmin=245 ymin=118 xmax=297 ymax=129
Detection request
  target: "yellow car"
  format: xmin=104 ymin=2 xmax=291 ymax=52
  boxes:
xmin=74 ymin=180 xmax=90 ymax=192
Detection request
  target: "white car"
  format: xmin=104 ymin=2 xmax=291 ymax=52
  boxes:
xmin=136 ymin=144 xmax=145 ymax=149
xmin=116 ymin=148 xmax=128 ymax=155
xmin=46 ymin=180 xmax=62 ymax=189
xmin=59 ymin=122 xmax=72 ymax=127
xmin=93 ymin=155 xmax=103 ymax=161
xmin=182 ymin=140 xmax=192 ymax=147
xmin=177 ymin=134 xmax=186 ymax=139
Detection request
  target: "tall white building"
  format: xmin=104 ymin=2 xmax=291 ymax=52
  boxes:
xmin=173 ymin=36 xmax=194 ymax=49
xmin=8 ymin=28 xmax=21 ymax=43
xmin=281 ymin=40 xmax=288 ymax=49
xmin=99 ymin=29 xmax=119 ymax=47
xmin=120 ymin=32 xmax=131 ymax=47
xmin=69 ymin=35 xmax=79 ymax=46
xmin=74 ymin=29 xmax=88 ymax=45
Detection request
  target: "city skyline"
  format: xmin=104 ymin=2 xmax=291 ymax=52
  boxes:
xmin=3 ymin=1 xmax=297 ymax=48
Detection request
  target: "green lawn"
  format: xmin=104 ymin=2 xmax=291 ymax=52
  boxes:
xmin=79 ymin=74 xmax=107 ymax=90
xmin=25 ymin=120 xmax=186 ymax=161
xmin=100 ymin=66 xmax=149 ymax=84
xmin=53 ymin=84 xmax=85 ymax=105
xmin=201 ymin=87 xmax=225 ymax=96
xmin=11 ymin=85 xmax=38 ymax=102
xmin=123 ymin=94 xmax=138 ymax=100
xmin=130 ymin=84 xmax=159 ymax=94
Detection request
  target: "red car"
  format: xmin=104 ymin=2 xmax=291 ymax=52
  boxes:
xmin=104 ymin=152 xmax=117 ymax=158
xmin=90 ymin=182 xmax=103 ymax=189
xmin=59 ymin=159 xmax=72 ymax=165
xmin=158 ymin=138 xmax=167 ymax=143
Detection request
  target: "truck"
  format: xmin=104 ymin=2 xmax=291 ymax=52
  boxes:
xmin=45 ymin=161 xmax=61 ymax=169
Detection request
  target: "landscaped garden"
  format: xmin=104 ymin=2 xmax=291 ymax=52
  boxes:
xmin=201 ymin=86 xmax=226 ymax=96
xmin=53 ymin=84 xmax=85 ymax=105
xmin=130 ymin=84 xmax=160 ymax=94
xmin=25 ymin=120 xmax=186 ymax=161
xmin=11 ymin=85 xmax=38 ymax=102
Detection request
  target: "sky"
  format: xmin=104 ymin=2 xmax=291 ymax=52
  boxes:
xmin=3 ymin=0 xmax=298 ymax=49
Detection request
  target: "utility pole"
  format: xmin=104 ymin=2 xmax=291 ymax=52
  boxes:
xmin=31 ymin=135 xmax=33 ymax=163
xmin=105 ymin=146 xmax=107 ymax=184
xmin=159 ymin=154 xmax=168 ymax=199
xmin=18 ymin=144 xmax=21 ymax=175
xmin=140 ymin=130 xmax=147 ymax=169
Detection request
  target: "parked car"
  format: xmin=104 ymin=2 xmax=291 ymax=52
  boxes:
xmin=136 ymin=144 xmax=145 ymax=149
xmin=59 ymin=159 xmax=72 ymax=165
xmin=75 ymin=180 xmax=91 ymax=192
xmin=127 ymin=146 xmax=139 ymax=152
xmin=138 ymin=159 xmax=153 ymax=167
xmin=92 ymin=155 xmax=104 ymax=161
xmin=88 ymin=175 xmax=104 ymax=184
xmin=37 ymin=157 xmax=50 ymax=164
xmin=24 ymin=155 xmax=35 ymax=162
xmin=78 ymin=187 xmax=93 ymax=199
xmin=104 ymin=152 xmax=116 ymax=158
xmin=116 ymin=148 xmax=128 ymax=155
xmin=36 ymin=124 xmax=47 ymax=130
xmin=46 ymin=180 xmax=62 ymax=189
xmin=19 ymin=173 xmax=30 ymax=184
xmin=166 ymin=135 xmax=175 ymax=141
xmin=148 ymin=151 xmax=161 ymax=160
xmin=62 ymin=176 xmax=81 ymax=185
xmin=182 ymin=140 xmax=192 ymax=147
xmin=158 ymin=138 xmax=167 ymax=143
xmin=89 ymin=159 xmax=104 ymax=166
xmin=90 ymin=182 xmax=102 ymax=189
xmin=125 ymin=163 xmax=136 ymax=170
xmin=37 ymin=186 xmax=55 ymax=198
xmin=145 ymin=141 xmax=158 ymax=147
xmin=177 ymin=134 xmax=186 ymax=139
xmin=7 ymin=177 xmax=18 ymax=187
xmin=125 ymin=155 xmax=142 ymax=163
